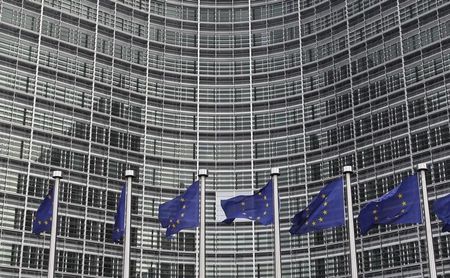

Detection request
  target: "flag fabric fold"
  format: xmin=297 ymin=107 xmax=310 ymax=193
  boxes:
xmin=32 ymin=187 xmax=54 ymax=235
xmin=290 ymin=178 xmax=345 ymax=235
xmin=158 ymin=181 xmax=200 ymax=238
xmin=433 ymin=193 xmax=450 ymax=232
xmin=112 ymin=184 xmax=126 ymax=243
xmin=358 ymin=175 xmax=422 ymax=235
xmin=221 ymin=180 xmax=274 ymax=225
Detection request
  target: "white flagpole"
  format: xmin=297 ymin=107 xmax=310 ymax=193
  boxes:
xmin=198 ymin=169 xmax=208 ymax=278
xmin=417 ymin=163 xmax=437 ymax=278
xmin=48 ymin=170 xmax=62 ymax=278
xmin=343 ymin=166 xmax=358 ymax=278
xmin=123 ymin=170 xmax=134 ymax=278
xmin=270 ymin=168 xmax=282 ymax=278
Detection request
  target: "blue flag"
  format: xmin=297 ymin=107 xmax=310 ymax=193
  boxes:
xmin=290 ymin=178 xmax=344 ymax=235
xmin=358 ymin=175 xmax=422 ymax=235
xmin=158 ymin=181 xmax=199 ymax=238
xmin=112 ymin=185 xmax=126 ymax=243
xmin=433 ymin=193 xmax=450 ymax=232
xmin=32 ymin=187 xmax=54 ymax=235
xmin=221 ymin=180 xmax=274 ymax=225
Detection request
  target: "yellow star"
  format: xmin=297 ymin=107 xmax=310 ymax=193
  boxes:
xmin=263 ymin=211 xmax=267 ymax=215
xmin=182 ymin=205 xmax=186 ymax=209
xmin=44 ymin=221 xmax=48 ymax=225
xmin=402 ymin=201 xmax=407 ymax=206
xmin=398 ymin=193 xmax=403 ymax=199
xmin=265 ymin=203 xmax=269 ymax=207
xmin=323 ymin=202 xmax=328 ymax=207
xmin=180 ymin=198 xmax=185 ymax=202
xmin=241 ymin=202 xmax=245 ymax=206
xmin=312 ymin=221 xmax=316 ymax=226
xmin=372 ymin=210 xmax=377 ymax=214
xmin=401 ymin=209 xmax=406 ymax=214
xmin=323 ymin=210 xmax=328 ymax=215
xmin=318 ymin=217 xmax=323 ymax=222
xmin=172 ymin=224 xmax=176 ymax=228
xmin=170 ymin=219 xmax=173 ymax=223
xmin=305 ymin=221 xmax=309 ymax=225
xmin=258 ymin=192 xmax=262 ymax=196
xmin=38 ymin=221 xmax=42 ymax=225
xmin=321 ymin=194 xmax=326 ymax=199
xmin=176 ymin=219 xmax=180 ymax=224
xmin=263 ymin=196 xmax=267 ymax=200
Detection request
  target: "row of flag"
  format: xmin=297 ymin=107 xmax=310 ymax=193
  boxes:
xmin=155 ymin=174 xmax=450 ymax=238
xmin=32 ymin=169 xmax=448 ymax=278
xmin=33 ymin=174 xmax=450 ymax=238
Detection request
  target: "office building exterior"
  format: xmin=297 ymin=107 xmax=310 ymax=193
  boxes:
xmin=0 ymin=0 xmax=449 ymax=276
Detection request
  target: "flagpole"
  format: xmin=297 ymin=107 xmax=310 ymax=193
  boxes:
xmin=48 ymin=171 xmax=62 ymax=278
xmin=270 ymin=168 xmax=281 ymax=278
xmin=123 ymin=170 xmax=134 ymax=278
xmin=417 ymin=163 xmax=437 ymax=278
xmin=198 ymin=169 xmax=208 ymax=278
xmin=343 ymin=166 xmax=358 ymax=278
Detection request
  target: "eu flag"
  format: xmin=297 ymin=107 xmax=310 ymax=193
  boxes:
xmin=433 ymin=193 xmax=450 ymax=232
xmin=158 ymin=181 xmax=199 ymax=238
xmin=32 ymin=187 xmax=54 ymax=235
xmin=112 ymin=185 xmax=126 ymax=243
xmin=290 ymin=178 xmax=344 ymax=235
xmin=358 ymin=175 xmax=422 ymax=235
xmin=221 ymin=180 xmax=274 ymax=225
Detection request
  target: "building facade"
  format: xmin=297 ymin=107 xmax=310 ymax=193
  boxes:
xmin=0 ymin=0 xmax=449 ymax=277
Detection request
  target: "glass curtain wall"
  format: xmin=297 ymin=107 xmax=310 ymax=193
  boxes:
xmin=0 ymin=0 xmax=449 ymax=277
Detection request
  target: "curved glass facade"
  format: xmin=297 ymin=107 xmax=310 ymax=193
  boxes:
xmin=0 ymin=0 xmax=450 ymax=277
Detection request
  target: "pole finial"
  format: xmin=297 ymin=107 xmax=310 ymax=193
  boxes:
xmin=199 ymin=169 xmax=208 ymax=177
xmin=271 ymin=167 xmax=280 ymax=176
xmin=52 ymin=170 xmax=62 ymax=179
xmin=343 ymin=166 xmax=353 ymax=174
xmin=125 ymin=170 xmax=135 ymax=178
xmin=417 ymin=163 xmax=427 ymax=171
